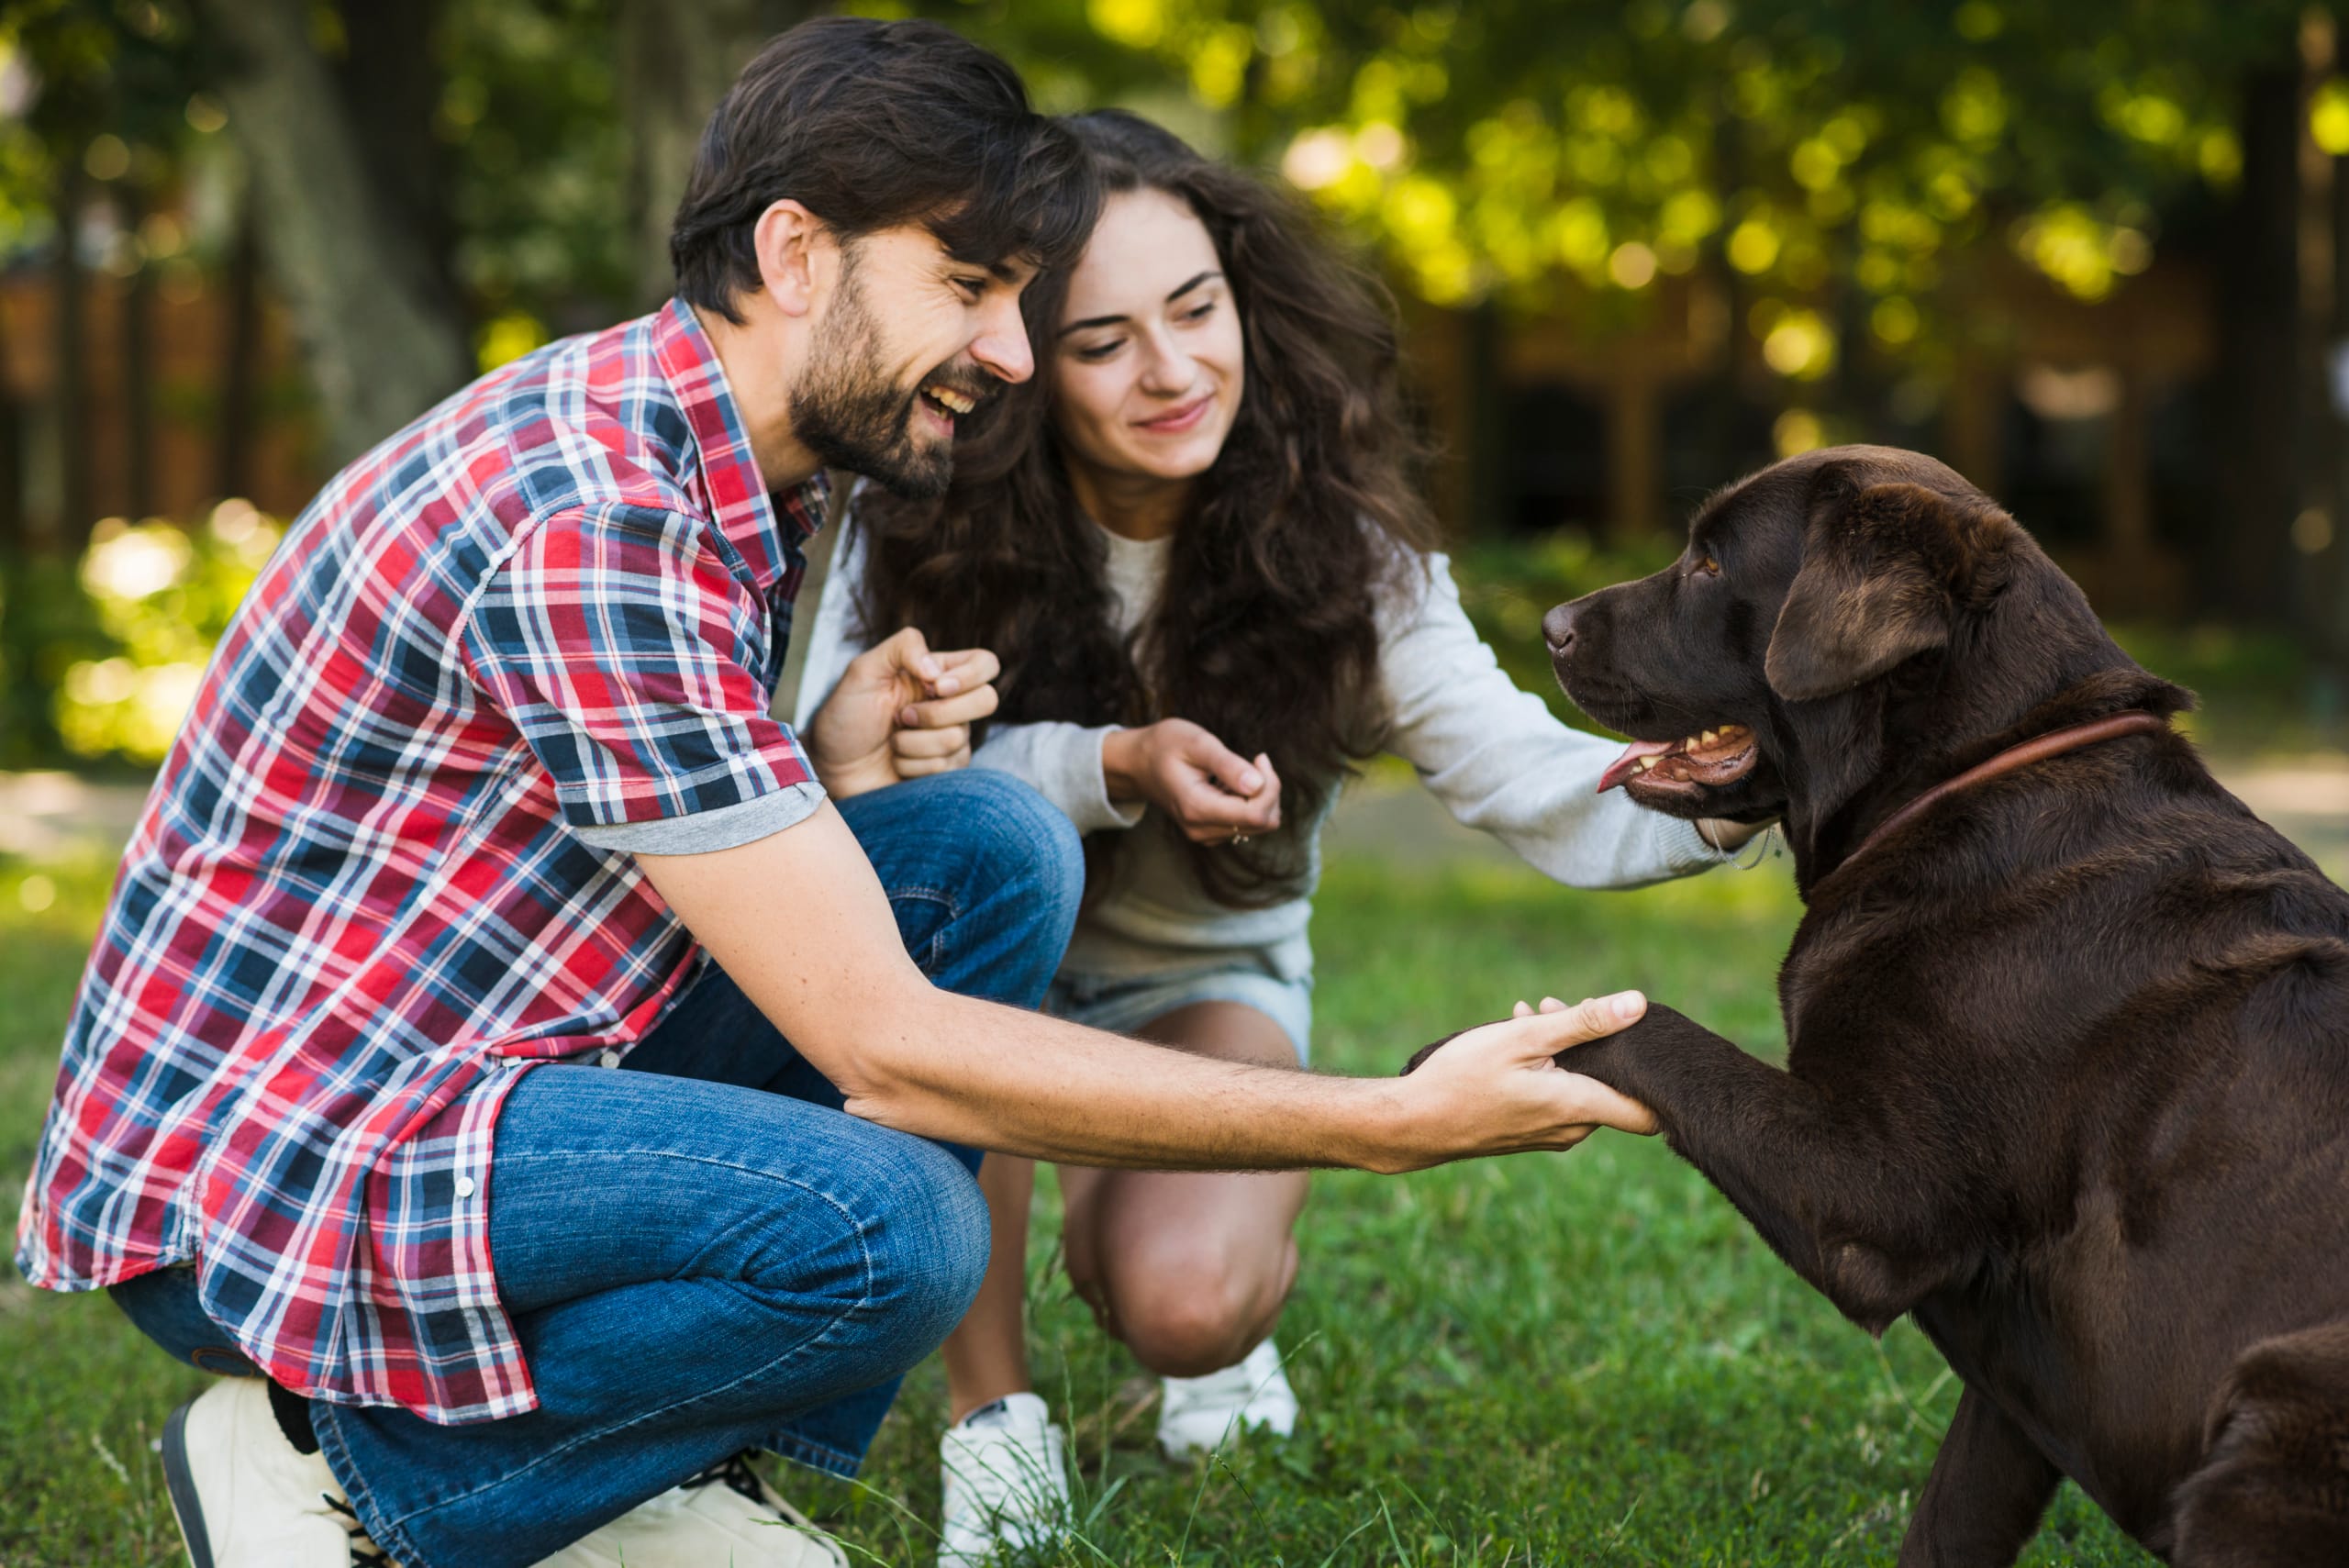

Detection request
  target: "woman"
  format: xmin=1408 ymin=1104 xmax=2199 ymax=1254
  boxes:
xmin=797 ymin=110 xmax=1763 ymax=1563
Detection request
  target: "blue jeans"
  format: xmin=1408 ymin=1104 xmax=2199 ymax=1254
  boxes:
xmin=112 ymin=771 xmax=1083 ymax=1568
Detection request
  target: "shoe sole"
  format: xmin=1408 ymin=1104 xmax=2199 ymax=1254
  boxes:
xmin=159 ymin=1398 xmax=216 ymax=1568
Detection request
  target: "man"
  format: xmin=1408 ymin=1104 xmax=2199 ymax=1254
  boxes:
xmin=14 ymin=19 xmax=1654 ymax=1568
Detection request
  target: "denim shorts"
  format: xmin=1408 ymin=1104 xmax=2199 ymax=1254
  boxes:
xmin=1046 ymin=964 xmax=1313 ymax=1064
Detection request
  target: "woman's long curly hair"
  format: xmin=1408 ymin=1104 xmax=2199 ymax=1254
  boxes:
xmin=853 ymin=109 xmax=1440 ymax=907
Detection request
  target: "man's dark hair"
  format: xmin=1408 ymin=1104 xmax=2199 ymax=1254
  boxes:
xmin=670 ymin=18 xmax=1097 ymax=321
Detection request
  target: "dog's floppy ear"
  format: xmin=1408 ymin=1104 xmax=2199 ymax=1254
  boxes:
xmin=1764 ymin=478 xmax=2012 ymax=702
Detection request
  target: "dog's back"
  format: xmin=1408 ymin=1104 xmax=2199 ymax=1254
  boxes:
xmin=1789 ymin=715 xmax=2349 ymax=1551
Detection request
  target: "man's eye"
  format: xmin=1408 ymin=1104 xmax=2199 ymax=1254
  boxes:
xmin=952 ymin=276 xmax=987 ymax=300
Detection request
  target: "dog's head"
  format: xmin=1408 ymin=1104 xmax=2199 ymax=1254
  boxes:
xmin=1549 ymin=445 xmax=2189 ymax=882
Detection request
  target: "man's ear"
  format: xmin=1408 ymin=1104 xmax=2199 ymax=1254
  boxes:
xmin=1764 ymin=480 xmax=2010 ymax=702
xmin=751 ymin=199 xmax=831 ymax=318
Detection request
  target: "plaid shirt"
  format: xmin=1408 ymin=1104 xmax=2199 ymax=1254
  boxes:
xmin=15 ymin=300 xmax=827 ymax=1423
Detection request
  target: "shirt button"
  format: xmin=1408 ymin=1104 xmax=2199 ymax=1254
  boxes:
xmin=598 ymin=1050 xmax=622 ymax=1068
xmin=453 ymin=1175 xmax=477 ymax=1199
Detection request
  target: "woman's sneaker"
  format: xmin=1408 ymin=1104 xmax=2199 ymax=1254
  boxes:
xmin=1155 ymin=1338 xmax=1298 ymax=1460
xmin=937 ymin=1392 xmax=1071 ymax=1566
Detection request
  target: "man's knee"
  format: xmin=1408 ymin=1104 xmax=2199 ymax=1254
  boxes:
xmin=938 ymin=770 xmax=1084 ymax=936
xmin=829 ymin=1132 xmax=993 ymax=1360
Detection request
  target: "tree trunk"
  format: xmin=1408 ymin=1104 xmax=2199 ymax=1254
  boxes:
xmin=621 ymin=0 xmax=815 ymax=312
xmin=2213 ymin=61 xmax=2302 ymax=622
xmin=215 ymin=184 xmax=262 ymax=504
xmin=338 ymin=0 xmax=457 ymax=326
xmin=0 ymin=253 xmax=23 ymax=551
xmin=123 ymin=183 xmax=157 ymax=519
xmin=54 ymin=161 xmax=91 ymax=547
xmin=198 ymin=0 xmax=469 ymax=466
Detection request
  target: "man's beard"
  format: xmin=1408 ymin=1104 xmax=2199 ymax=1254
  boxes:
xmin=787 ymin=261 xmax=955 ymax=500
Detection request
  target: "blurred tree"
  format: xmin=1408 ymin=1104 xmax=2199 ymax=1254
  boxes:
xmin=195 ymin=0 xmax=469 ymax=465
xmin=620 ymin=0 xmax=819 ymax=309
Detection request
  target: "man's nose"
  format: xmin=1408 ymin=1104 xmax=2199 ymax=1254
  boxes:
xmin=1543 ymin=601 xmax=1582 ymax=657
xmin=969 ymin=295 xmax=1034 ymax=385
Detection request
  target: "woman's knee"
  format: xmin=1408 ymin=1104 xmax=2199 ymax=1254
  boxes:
xmin=1106 ymin=1238 xmax=1295 ymax=1378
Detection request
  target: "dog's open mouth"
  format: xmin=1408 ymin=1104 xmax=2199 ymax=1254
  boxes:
xmin=1597 ymin=724 xmax=1759 ymax=795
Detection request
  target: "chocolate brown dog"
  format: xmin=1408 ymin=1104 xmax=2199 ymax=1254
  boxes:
xmin=1408 ymin=446 xmax=2349 ymax=1564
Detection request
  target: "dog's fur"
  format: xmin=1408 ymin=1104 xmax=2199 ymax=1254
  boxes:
xmin=1408 ymin=447 xmax=2349 ymax=1564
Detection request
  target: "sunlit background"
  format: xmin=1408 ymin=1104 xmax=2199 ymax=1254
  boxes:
xmin=2 ymin=0 xmax=2347 ymax=765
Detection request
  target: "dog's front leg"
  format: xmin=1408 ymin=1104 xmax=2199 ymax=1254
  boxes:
xmin=1546 ymin=1006 xmax=1971 ymax=1333
xmin=1898 ymin=1385 xmax=2061 ymax=1568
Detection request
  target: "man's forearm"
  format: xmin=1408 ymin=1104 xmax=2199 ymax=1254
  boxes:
xmin=841 ymin=986 xmax=1404 ymax=1171
xmin=637 ymin=803 xmax=1652 ymax=1181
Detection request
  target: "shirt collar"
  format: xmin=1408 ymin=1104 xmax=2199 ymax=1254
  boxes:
xmin=650 ymin=297 xmax=829 ymax=588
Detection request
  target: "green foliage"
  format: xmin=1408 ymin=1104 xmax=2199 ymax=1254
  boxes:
xmin=920 ymin=0 xmax=2310 ymax=391
xmin=50 ymin=501 xmax=281 ymax=763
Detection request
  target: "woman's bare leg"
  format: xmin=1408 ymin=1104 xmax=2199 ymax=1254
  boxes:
xmin=943 ymin=999 xmax=1308 ymax=1410
xmin=940 ymin=1153 xmax=1036 ymax=1422
xmin=1060 ymin=1001 xmax=1309 ymax=1377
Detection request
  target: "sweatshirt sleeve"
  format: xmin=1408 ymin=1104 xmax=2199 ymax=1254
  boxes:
xmin=1379 ymin=552 xmax=1720 ymax=887
xmin=972 ymin=721 xmax=1147 ymax=834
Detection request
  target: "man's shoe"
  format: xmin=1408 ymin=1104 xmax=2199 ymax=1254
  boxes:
xmin=1156 ymin=1338 xmax=1298 ymax=1460
xmin=160 ymin=1377 xmax=395 ymax=1567
xmin=535 ymin=1454 xmax=847 ymax=1568
xmin=937 ymin=1392 xmax=1072 ymax=1567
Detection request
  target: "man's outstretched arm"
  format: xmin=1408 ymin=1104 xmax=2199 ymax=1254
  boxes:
xmin=637 ymin=801 xmax=1656 ymax=1176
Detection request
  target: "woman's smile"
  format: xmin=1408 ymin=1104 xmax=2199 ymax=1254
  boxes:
xmin=1135 ymin=393 xmax=1214 ymax=435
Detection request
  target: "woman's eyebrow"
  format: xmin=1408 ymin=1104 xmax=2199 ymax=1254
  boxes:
xmin=1061 ymin=271 xmax=1227 ymax=337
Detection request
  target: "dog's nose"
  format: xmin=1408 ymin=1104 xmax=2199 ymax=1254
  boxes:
xmin=1543 ymin=602 xmax=1581 ymax=657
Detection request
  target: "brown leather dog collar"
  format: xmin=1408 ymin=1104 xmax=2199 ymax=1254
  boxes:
xmin=1845 ymin=711 xmax=2172 ymax=867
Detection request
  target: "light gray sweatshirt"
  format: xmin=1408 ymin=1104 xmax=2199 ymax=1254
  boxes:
xmin=796 ymin=517 xmax=1719 ymax=983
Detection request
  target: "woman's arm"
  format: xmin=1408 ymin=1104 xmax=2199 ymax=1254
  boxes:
xmin=1380 ymin=553 xmax=1730 ymax=886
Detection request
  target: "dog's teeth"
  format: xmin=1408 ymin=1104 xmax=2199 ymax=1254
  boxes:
xmin=1634 ymin=756 xmax=1656 ymax=773
xmin=1699 ymin=729 xmax=1718 ymax=745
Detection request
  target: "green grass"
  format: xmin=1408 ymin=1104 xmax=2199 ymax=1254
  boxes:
xmin=0 ymin=849 xmax=2159 ymax=1566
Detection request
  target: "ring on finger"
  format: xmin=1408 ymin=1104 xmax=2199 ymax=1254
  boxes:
xmin=1230 ymin=831 xmax=1251 ymax=846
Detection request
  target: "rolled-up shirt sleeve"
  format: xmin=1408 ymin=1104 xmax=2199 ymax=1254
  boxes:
xmin=462 ymin=503 xmax=825 ymax=854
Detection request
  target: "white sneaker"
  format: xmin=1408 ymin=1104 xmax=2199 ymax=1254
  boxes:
xmin=1155 ymin=1338 xmax=1299 ymax=1460
xmin=160 ymin=1376 xmax=395 ymax=1567
xmin=937 ymin=1392 xmax=1072 ymax=1567
xmin=535 ymin=1453 xmax=847 ymax=1568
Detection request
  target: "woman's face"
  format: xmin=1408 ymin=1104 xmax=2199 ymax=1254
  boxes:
xmin=1052 ymin=186 xmax=1245 ymax=488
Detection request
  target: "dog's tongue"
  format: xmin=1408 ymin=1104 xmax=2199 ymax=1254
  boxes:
xmin=1598 ymin=738 xmax=1679 ymax=793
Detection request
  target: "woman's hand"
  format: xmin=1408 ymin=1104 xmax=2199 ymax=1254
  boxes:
xmin=1101 ymin=718 xmax=1282 ymax=844
xmin=805 ymin=627 xmax=999 ymax=798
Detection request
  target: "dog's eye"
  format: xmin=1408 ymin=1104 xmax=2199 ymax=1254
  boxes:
xmin=1691 ymin=554 xmax=1721 ymax=577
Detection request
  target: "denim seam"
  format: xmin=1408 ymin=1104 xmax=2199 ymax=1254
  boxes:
xmin=890 ymin=884 xmax=958 ymax=972
xmin=763 ymin=1429 xmax=865 ymax=1479
xmin=359 ymin=1155 xmax=891 ymax=1540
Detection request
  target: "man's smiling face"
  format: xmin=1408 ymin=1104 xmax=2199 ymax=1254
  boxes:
xmin=786 ymin=224 xmax=1036 ymax=498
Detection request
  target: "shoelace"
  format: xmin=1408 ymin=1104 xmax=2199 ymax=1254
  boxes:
xmin=323 ymin=1491 xmax=398 ymax=1568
